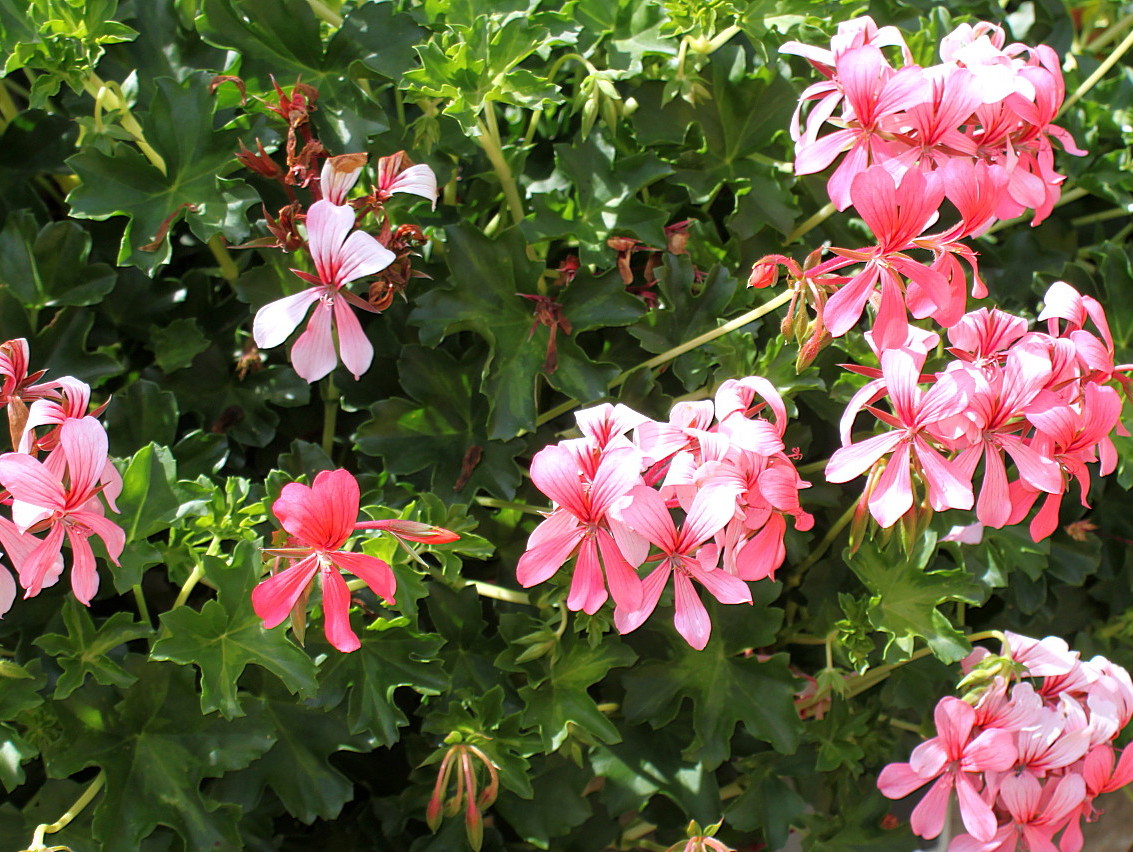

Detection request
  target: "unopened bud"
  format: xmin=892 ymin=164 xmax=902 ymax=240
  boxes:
xmin=748 ymin=262 xmax=778 ymax=289
xmin=465 ymin=801 xmax=484 ymax=851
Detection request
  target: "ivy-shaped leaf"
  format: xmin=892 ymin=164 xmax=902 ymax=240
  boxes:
xmin=846 ymin=532 xmax=985 ymax=664
xmin=66 ymin=73 xmax=255 ymax=273
xmin=151 ymin=540 xmax=318 ymax=718
xmin=622 ymin=583 xmax=802 ymax=769
xmin=318 ymin=616 xmax=447 ymax=745
xmin=45 ymin=663 xmax=275 ymax=850
xmin=34 ymin=601 xmax=151 ymax=699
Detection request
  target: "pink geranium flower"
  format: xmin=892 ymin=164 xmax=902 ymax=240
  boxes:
xmin=613 ymin=485 xmax=751 ymax=650
xmin=253 ymin=199 xmax=395 ymax=382
xmin=252 ymin=468 xmax=413 ymax=652
xmin=0 ymin=417 xmax=123 ymax=605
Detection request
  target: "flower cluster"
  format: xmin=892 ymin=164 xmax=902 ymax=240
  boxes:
xmin=517 ymin=382 xmax=812 ymax=649
xmin=227 ymin=78 xmax=438 ymax=383
xmin=878 ymin=632 xmax=1133 ymax=851
xmin=758 ymin=18 xmax=1084 ymax=361
xmin=0 ymin=339 xmax=123 ymax=615
xmin=252 ymin=467 xmax=458 ymax=652
xmin=783 ymin=17 xmax=1082 ymax=219
xmin=827 ymin=282 xmax=1125 ymax=540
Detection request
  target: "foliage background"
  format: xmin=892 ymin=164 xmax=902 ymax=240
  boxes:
xmin=1 ymin=0 xmax=1133 ymax=849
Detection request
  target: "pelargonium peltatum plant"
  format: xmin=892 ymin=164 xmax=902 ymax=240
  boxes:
xmin=3 ymin=3 xmax=1133 ymax=851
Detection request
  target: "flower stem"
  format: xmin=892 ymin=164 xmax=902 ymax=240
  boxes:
xmin=534 ymin=289 xmax=794 ymax=427
xmin=82 ymin=73 xmax=166 ymax=174
xmin=466 ymin=580 xmax=530 ymax=605
xmin=173 ymin=536 xmax=221 ymax=609
xmin=477 ymin=103 xmax=525 ymax=226
xmin=474 ymin=496 xmax=547 ymax=514
xmin=131 ymin=583 xmax=151 ymax=627
xmin=1060 ymin=23 xmax=1133 ymax=117
xmin=321 ymin=373 xmax=339 ymax=458
xmin=786 ymin=202 xmax=836 ymax=243
xmin=786 ymin=501 xmax=856 ymax=587
xmin=28 ymin=771 xmax=105 ymax=851
xmin=305 ymin=0 xmax=343 ymax=26
xmin=207 ymin=234 xmax=240 ymax=284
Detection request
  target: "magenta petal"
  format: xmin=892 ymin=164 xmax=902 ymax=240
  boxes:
xmin=274 ymin=469 xmax=359 ymax=550
xmin=251 ymin=556 xmax=319 ymax=628
xmin=319 ymin=565 xmax=360 ymax=652
xmin=516 ymin=513 xmax=584 ymax=587
xmin=597 ymin=528 xmax=642 ymax=612
xmin=333 ymin=550 xmax=396 ymax=603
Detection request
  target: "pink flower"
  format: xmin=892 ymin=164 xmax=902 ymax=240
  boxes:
xmin=253 ymin=199 xmax=395 ymax=382
xmin=613 ymin=485 xmax=751 ymax=650
xmin=878 ymin=696 xmax=1016 ymax=841
xmin=515 ymin=442 xmax=645 ymax=614
xmin=252 ymin=468 xmax=401 ymax=652
xmin=374 ymin=151 xmax=438 ymax=208
xmin=320 ymin=152 xmax=367 ymax=205
xmin=0 ymin=417 xmax=123 ymax=605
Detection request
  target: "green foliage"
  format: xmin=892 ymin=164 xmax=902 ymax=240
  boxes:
xmin=1 ymin=0 xmax=1131 ymax=850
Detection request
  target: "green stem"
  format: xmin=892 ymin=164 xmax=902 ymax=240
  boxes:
xmin=467 ymin=580 xmax=530 ymax=605
xmin=533 ymin=290 xmax=794 ymax=428
xmin=131 ymin=584 xmax=151 ymax=627
xmin=305 ymin=0 xmax=343 ymax=26
xmin=83 ymin=73 xmax=166 ymax=174
xmin=1086 ymin=11 xmax=1133 ymax=51
xmin=984 ymin=186 xmax=1088 ymax=234
xmin=477 ymin=104 xmax=525 ymax=226
xmin=208 ymin=234 xmax=240 ymax=284
xmin=1071 ymin=205 xmax=1133 ymax=227
xmin=474 ymin=496 xmax=547 ymax=514
xmin=786 ymin=501 xmax=856 ymax=587
xmin=786 ymin=202 xmax=836 ymax=243
xmin=321 ymin=373 xmax=339 ymax=457
xmin=0 ymin=81 xmax=20 ymax=127
xmin=28 ymin=771 xmax=105 ymax=850
xmin=173 ymin=536 xmax=221 ymax=609
xmin=1060 ymin=23 xmax=1133 ymax=117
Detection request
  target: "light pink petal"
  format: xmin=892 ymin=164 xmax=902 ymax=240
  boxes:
xmin=65 ymin=529 xmax=99 ymax=606
xmin=915 ymin=438 xmax=974 ymax=512
xmin=306 ymin=200 xmax=357 ymax=282
xmin=319 ymin=565 xmax=360 ymax=652
xmin=75 ymin=511 xmax=125 ymax=563
xmin=975 ymin=445 xmax=1011 ymax=528
xmin=619 ymin=485 xmax=679 ymax=552
xmin=877 ymin=761 xmax=929 ymax=799
xmin=908 ymin=738 xmax=949 ymax=778
xmin=687 ymin=561 xmax=752 ymax=605
xmin=589 ymin=448 xmax=644 ymax=516
xmin=566 ymin=535 xmax=608 ymax=614
xmin=60 ymin=417 xmax=109 ymax=500
xmin=332 ymin=296 xmax=374 ymax=380
xmin=597 ymin=528 xmax=642 ymax=612
xmin=671 ymin=570 xmax=712 ymax=650
xmin=529 ymin=444 xmax=589 ymax=518
xmin=332 ymin=550 xmax=396 ymax=603
xmin=955 ymin=773 xmax=999 ymax=842
xmin=826 ymin=430 xmax=904 ymax=483
xmin=0 ymin=565 xmax=13 ymax=617
xmin=613 ymin=563 xmax=669 ymax=636
xmin=868 ymin=442 xmax=913 ymax=528
xmin=909 ymin=774 xmax=954 ymax=840
xmin=251 ymin=555 xmax=320 ymax=628
xmin=253 ymin=287 xmax=322 ymax=350
xmin=678 ymin=486 xmax=738 ymax=552
xmin=0 ymin=452 xmax=64 ymax=513
xmin=733 ymin=515 xmax=786 ymax=581
xmin=290 ymin=299 xmax=338 ymax=382
xmin=824 ymin=265 xmax=881 ymax=338
xmin=334 ymin=230 xmax=395 ymax=286
xmin=19 ymin=523 xmax=65 ymax=597
xmin=962 ymin=727 xmax=1016 ymax=772
xmin=516 ymin=514 xmax=585 ymax=587
xmin=387 ymin=164 xmax=438 ymax=206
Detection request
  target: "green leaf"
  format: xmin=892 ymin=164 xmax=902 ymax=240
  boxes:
xmin=211 ymin=686 xmax=376 ymax=824
xmin=32 ymin=306 xmax=123 ymax=388
xmin=409 ymin=225 xmax=626 ymax=438
xmin=846 ymin=532 xmax=984 ymax=664
xmin=0 ymin=211 xmax=116 ymax=309
xmin=522 ymin=132 xmax=672 ymax=264
xmin=590 ymin=724 xmax=721 ymax=823
xmin=353 ymin=343 xmax=526 ymax=497
xmin=105 ymin=381 xmax=179 ymax=456
xmin=519 ymin=631 xmax=636 ymax=752
xmin=494 ymin=761 xmax=593 ymax=849
xmin=65 ymin=73 xmax=254 ymax=273
xmin=45 ymin=663 xmax=274 ymax=850
xmin=725 ymin=754 xmax=808 ymax=849
xmin=318 ymin=616 xmax=447 ymax=744
xmin=113 ymin=443 xmax=179 ymax=546
xmin=622 ymin=584 xmax=801 ymax=768
xmin=151 ymin=540 xmax=318 ymax=718
xmin=150 ymin=317 xmax=211 ymax=372
xmin=34 ymin=601 xmax=151 ymax=699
